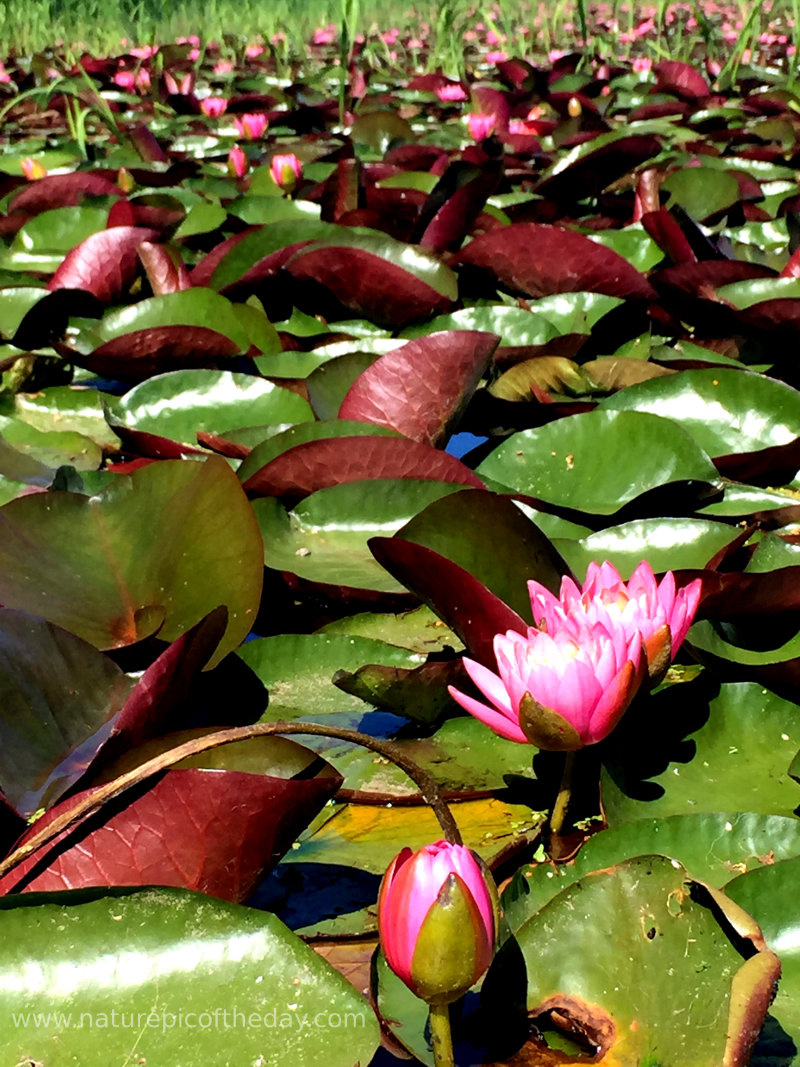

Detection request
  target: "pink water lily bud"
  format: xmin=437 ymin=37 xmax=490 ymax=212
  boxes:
xmin=449 ymin=606 xmax=645 ymax=750
xmin=378 ymin=841 xmax=497 ymax=1005
xmin=529 ymin=560 xmax=702 ymax=683
xmin=269 ymin=152 xmax=302 ymax=191
xmin=234 ymin=113 xmax=268 ymax=140
xmin=201 ymin=96 xmax=228 ymax=118
xmin=227 ymin=145 xmax=248 ymax=178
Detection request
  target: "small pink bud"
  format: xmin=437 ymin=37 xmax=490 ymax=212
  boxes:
xmin=227 ymin=145 xmax=248 ymax=178
xmin=269 ymin=152 xmax=302 ymax=191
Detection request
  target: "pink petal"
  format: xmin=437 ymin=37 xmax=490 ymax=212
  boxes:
xmin=462 ymin=656 xmax=515 ymax=716
xmin=448 ymin=686 xmax=528 ymax=742
xmin=587 ymin=659 xmax=639 ymax=743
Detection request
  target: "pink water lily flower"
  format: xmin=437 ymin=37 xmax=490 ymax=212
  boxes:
xmin=529 ymin=561 xmax=702 ymax=681
xmin=234 ymin=113 xmax=268 ymax=140
xmin=449 ymin=605 xmax=644 ymax=750
xmin=436 ymin=83 xmax=468 ymax=102
xmin=378 ymin=841 xmax=496 ymax=1005
xmin=466 ymin=112 xmax=495 ymax=140
xmin=201 ymin=96 xmax=228 ymax=118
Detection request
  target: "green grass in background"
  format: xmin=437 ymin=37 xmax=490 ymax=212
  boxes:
xmin=0 ymin=0 xmax=796 ymax=72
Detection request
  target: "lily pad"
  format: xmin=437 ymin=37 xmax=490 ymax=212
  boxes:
xmin=478 ymin=409 xmax=720 ymax=515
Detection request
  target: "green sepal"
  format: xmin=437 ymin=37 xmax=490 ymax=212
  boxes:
xmin=409 ymin=872 xmax=483 ymax=1005
xmin=518 ymin=691 xmax=583 ymax=751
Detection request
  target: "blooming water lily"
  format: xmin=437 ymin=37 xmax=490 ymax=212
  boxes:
xmin=449 ymin=561 xmax=701 ymax=750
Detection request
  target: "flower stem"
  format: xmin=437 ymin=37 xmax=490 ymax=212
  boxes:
xmin=429 ymin=1002 xmax=455 ymax=1067
xmin=549 ymin=751 xmax=576 ymax=837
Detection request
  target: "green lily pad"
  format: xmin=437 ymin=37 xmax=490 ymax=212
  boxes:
xmin=555 ymin=517 xmax=742 ymax=579
xmin=602 ymin=368 xmax=800 ymax=456
xmin=253 ymin=480 xmax=465 ymax=592
xmin=115 ymin=369 xmax=313 ymax=445
xmin=0 ymin=886 xmax=380 ymax=1067
xmin=478 ymin=410 xmax=720 ymax=515
xmin=602 ymin=681 xmax=800 ymax=823
xmin=0 ymin=456 xmax=263 ymax=665
xmin=239 ymin=632 xmax=423 ymax=716
xmin=492 ymin=855 xmax=773 ymax=1066
xmin=503 ymin=812 xmax=800 ymax=939
xmin=726 ymin=856 xmax=800 ymax=1051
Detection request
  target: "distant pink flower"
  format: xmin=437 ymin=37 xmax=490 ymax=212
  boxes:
xmin=201 ymin=96 xmax=228 ymax=118
xmin=270 ymin=152 xmax=302 ymax=191
xmin=234 ymin=113 xmax=268 ymax=139
xmin=188 ymin=48 xmax=201 ymax=61
xmin=130 ymin=45 xmax=157 ymax=59
xmin=466 ymin=112 xmax=495 ymax=140
xmin=485 ymin=29 xmax=501 ymax=45
xmin=113 ymin=70 xmax=136 ymax=91
xmin=0 ymin=62 xmax=10 ymax=84
xmin=245 ymin=44 xmax=264 ymax=58
xmin=407 ymin=38 xmax=424 ymax=49
xmin=271 ymin=32 xmax=287 ymax=45
xmin=436 ymin=83 xmax=467 ymax=102
xmin=135 ymin=68 xmax=151 ymax=91
xmin=313 ymin=24 xmax=336 ymax=45
xmin=632 ymin=56 xmax=652 ymax=73
xmin=228 ymin=145 xmax=247 ymax=178
xmin=213 ymin=60 xmax=234 ymax=74
xmin=20 ymin=158 xmax=46 ymax=180
xmin=381 ymin=28 xmax=399 ymax=45
xmin=508 ymin=117 xmax=539 ymax=135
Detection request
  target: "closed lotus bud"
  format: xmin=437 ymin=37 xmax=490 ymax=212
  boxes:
xmin=227 ymin=145 xmax=247 ymax=179
xmin=270 ymin=152 xmax=302 ymax=192
xmin=378 ymin=841 xmax=497 ymax=1005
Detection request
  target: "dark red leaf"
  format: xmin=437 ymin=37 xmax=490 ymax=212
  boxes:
xmin=91 ymin=609 xmax=229 ymax=771
xmin=338 ymin=330 xmax=499 ymax=445
xmin=138 ymin=241 xmax=191 ymax=294
xmin=108 ymin=423 xmax=209 ymax=459
xmin=641 ymin=209 xmax=699 ymax=264
xmin=8 ymin=172 xmax=123 ymax=215
xmin=190 ymin=228 xmax=259 ymax=287
xmin=196 ymin=433 xmax=252 ymax=459
xmin=535 ymin=135 xmax=661 ymax=204
xmin=417 ymin=161 xmax=503 ymax=252
xmin=654 ymin=60 xmax=711 ymax=100
xmin=285 ymin=245 xmax=455 ymax=328
xmin=82 ymin=326 xmax=240 ymax=381
xmin=320 ymin=158 xmax=363 ymax=222
xmin=241 ymin=435 xmax=485 ymax=503
xmin=369 ymin=538 xmax=526 ymax=665
xmin=0 ymin=764 xmax=341 ymax=902
xmin=454 ymin=223 xmax=657 ymax=300
xmin=48 ymin=226 xmax=161 ymax=303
